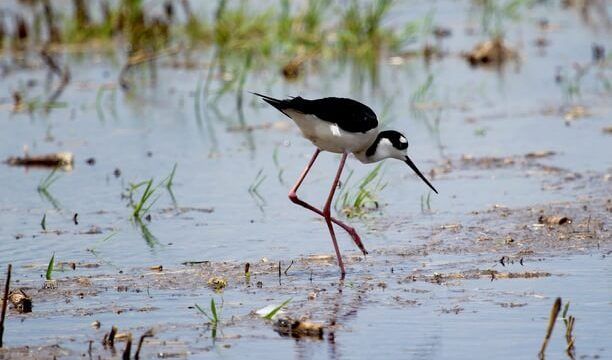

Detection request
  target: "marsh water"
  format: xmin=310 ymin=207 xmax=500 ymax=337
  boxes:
xmin=0 ymin=1 xmax=611 ymax=359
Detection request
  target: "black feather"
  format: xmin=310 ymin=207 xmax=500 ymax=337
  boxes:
xmin=253 ymin=93 xmax=378 ymax=133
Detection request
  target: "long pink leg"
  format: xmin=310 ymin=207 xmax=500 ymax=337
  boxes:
xmin=288 ymin=150 xmax=368 ymax=255
xmin=322 ymin=152 xmax=349 ymax=277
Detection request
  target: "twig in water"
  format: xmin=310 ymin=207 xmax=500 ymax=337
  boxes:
xmin=0 ymin=264 xmax=12 ymax=348
xmin=121 ymin=333 xmax=132 ymax=360
xmin=539 ymin=297 xmax=562 ymax=359
xmin=134 ymin=329 xmax=154 ymax=360
xmin=41 ymin=213 xmax=47 ymax=230
xmin=284 ymin=260 xmax=294 ymax=276
xmin=103 ymin=325 xmax=118 ymax=348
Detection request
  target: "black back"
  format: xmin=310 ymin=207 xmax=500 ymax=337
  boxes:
xmin=253 ymin=93 xmax=378 ymax=133
xmin=365 ymin=130 xmax=408 ymax=157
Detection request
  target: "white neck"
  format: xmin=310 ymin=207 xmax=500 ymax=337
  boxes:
xmin=355 ymin=137 xmax=405 ymax=164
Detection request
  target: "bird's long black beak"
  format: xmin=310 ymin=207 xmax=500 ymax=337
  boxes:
xmin=404 ymin=156 xmax=438 ymax=194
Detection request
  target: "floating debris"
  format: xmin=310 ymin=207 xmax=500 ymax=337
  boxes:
xmin=281 ymin=56 xmax=305 ymax=80
xmin=538 ymin=215 xmax=572 ymax=225
xmin=464 ymin=37 xmax=517 ymax=66
xmin=207 ymin=276 xmax=227 ymax=291
xmin=5 ymin=152 xmax=74 ymax=168
xmin=274 ymin=317 xmax=324 ymax=339
xmin=8 ymin=289 xmax=32 ymax=313
xmin=525 ymin=151 xmax=556 ymax=159
xmin=564 ymin=105 xmax=589 ymax=121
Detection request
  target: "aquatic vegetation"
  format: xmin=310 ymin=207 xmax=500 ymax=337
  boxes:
xmin=37 ymin=168 xmax=61 ymax=193
xmin=336 ymin=163 xmax=387 ymax=218
xmin=45 ymin=252 xmax=55 ymax=281
xmin=40 ymin=213 xmax=46 ymax=231
xmin=420 ymin=191 xmax=433 ymax=213
xmin=195 ymin=298 xmax=223 ymax=341
xmin=87 ymin=232 xmax=118 ymax=254
xmin=410 ymin=74 xmax=435 ymax=109
xmin=475 ymin=0 xmax=534 ymax=37
xmin=562 ymin=302 xmax=576 ymax=356
xmin=539 ymin=297 xmax=562 ymax=359
xmin=163 ymin=163 xmax=178 ymax=190
xmin=37 ymin=168 xmax=63 ymax=209
xmin=248 ymin=169 xmax=267 ymax=194
xmin=263 ymin=298 xmax=292 ymax=320
xmin=338 ymin=0 xmax=401 ymax=57
xmin=129 ymin=179 xmax=159 ymax=220
xmin=4 ymin=0 xmax=411 ymax=70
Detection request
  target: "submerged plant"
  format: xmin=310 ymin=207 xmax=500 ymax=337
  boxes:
xmin=248 ymin=169 xmax=267 ymax=194
xmin=37 ymin=168 xmax=61 ymax=192
xmin=336 ymin=163 xmax=387 ymax=218
xmin=37 ymin=168 xmax=62 ymax=209
xmin=420 ymin=191 xmax=433 ymax=213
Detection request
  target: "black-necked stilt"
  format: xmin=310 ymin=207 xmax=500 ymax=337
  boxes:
xmin=254 ymin=93 xmax=438 ymax=277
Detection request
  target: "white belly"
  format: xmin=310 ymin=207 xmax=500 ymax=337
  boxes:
xmin=285 ymin=110 xmax=377 ymax=153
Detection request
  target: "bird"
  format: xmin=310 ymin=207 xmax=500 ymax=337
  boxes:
xmin=253 ymin=93 xmax=438 ymax=277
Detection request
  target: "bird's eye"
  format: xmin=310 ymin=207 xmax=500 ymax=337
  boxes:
xmin=399 ymin=137 xmax=407 ymax=144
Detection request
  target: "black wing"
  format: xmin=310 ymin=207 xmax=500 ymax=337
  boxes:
xmin=253 ymin=93 xmax=378 ymax=133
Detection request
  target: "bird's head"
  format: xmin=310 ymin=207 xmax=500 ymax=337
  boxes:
xmin=362 ymin=130 xmax=438 ymax=194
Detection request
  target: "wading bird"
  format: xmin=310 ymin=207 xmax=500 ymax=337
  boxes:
xmin=254 ymin=93 xmax=438 ymax=277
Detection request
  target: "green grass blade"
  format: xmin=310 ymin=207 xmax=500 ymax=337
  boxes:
xmin=263 ymin=298 xmax=292 ymax=320
xmin=195 ymin=303 xmax=213 ymax=322
xmin=46 ymin=252 xmax=55 ymax=280
xmin=210 ymin=298 xmax=218 ymax=322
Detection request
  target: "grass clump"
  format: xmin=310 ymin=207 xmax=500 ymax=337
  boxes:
xmin=336 ymin=163 xmax=387 ymax=218
xmin=338 ymin=0 xmax=404 ymax=58
xmin=129 ymin=179 xmax=159 ymax=220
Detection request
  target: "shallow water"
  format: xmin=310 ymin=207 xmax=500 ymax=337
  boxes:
xmin=0 ymin=0 xmax=611 ymax=358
